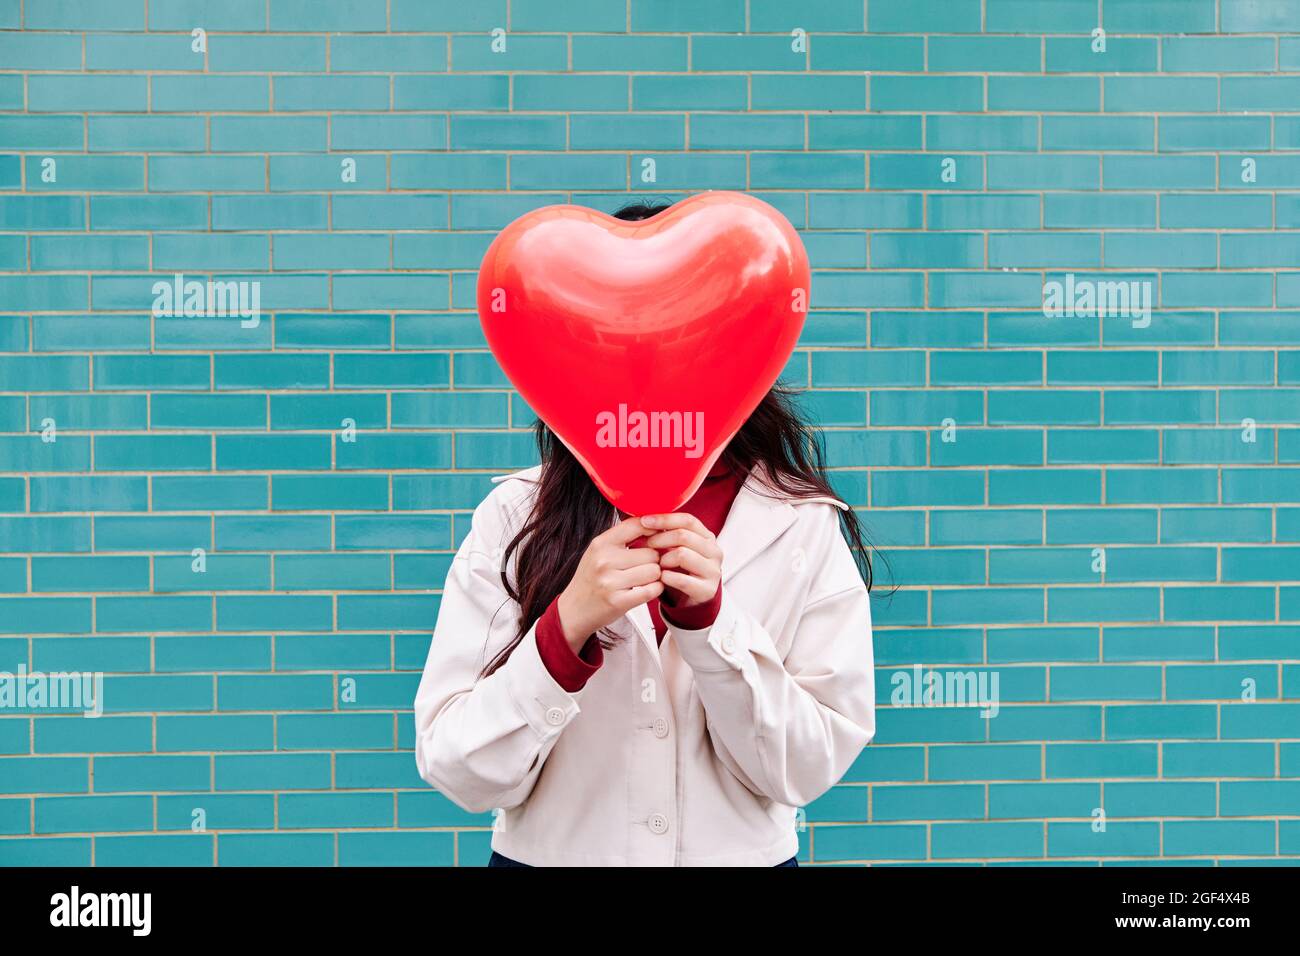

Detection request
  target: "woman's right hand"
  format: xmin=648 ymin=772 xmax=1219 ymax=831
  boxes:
xmin=555 ymin=517 xmax=663 ymax=651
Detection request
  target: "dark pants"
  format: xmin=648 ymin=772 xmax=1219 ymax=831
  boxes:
xmin=489 ymin=850 xmax=799 ymax=868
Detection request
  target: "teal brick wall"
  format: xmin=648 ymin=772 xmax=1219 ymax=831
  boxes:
xmin=3 ymin=0 xmax=1300 ymax=866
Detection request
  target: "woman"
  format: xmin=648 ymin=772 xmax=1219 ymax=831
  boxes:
xmin=413 ymin=200 xmax=877 ymax=867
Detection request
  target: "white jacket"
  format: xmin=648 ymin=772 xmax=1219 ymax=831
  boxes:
xmin=413 ymin=465 xmax=876 ymax=866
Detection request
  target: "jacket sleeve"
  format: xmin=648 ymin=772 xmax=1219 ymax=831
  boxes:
xmin=666 ymin=505 xmax=876 ymax=808
xmin=413 ymin=486 xmax=586 ymax=814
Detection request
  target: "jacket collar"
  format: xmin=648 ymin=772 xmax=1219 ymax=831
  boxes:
xmin=492 ymin=463 xmax=847 ymax=663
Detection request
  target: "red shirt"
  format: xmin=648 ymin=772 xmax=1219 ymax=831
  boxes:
xmin=535 ymin=460 xmax=745 ymax=691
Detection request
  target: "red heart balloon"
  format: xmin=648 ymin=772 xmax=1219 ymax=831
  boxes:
xmin=476 ymin=191 xmax=810 ymax=515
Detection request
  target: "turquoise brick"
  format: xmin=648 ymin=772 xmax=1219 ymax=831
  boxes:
xmin=989 ymin=782 xmax=1098 ymax=820
xmin=92 ymin=195 xmax=208 ymax=231
xmin=990 ymin=626 xmax=1098 ymax=664
xmin=872 ymin=76 xmax=983 ymax=112
xmin=0 ymin=598 xmax=92 ymax=634
xmin=1108 ymin=0 xmax=1217 ymax=32
xmin=0 ymin=798 xmax=29 ymax=834
xmin=1046 ymin=743 xmax=1158 ymax=778
xmin=155 ymin=555 xmax=271 ymax=593
xmin=95 ymin=594 xmax=210 ymax=632
xmin=1161 ymin=194 xmax=1272 ymax=229
xmin=0 ymin=517 xmax=91 ymax=554
xmin=1221 ymin=702 xmax=1300 ymax=738
xmin=36 ymin=795 xmax=153 ymax=835
xmin=933 ymin=821 xmax=1042 ymax=859
xmin=1165 ymin=36 xmax=1275 ymax=71
xmin=1224 ymin=0 xmax=1300 ymax=31
xmin=92 ymin=435 xmax=210 ymax=472
xmin=989 ymin=76 xmax=1098 ymax=113
xmin=218 ymin=833 xmax=334 ymax=866
xmin=1051 ymin=665 xmax=1162 ymax=702
xmin=339 ymin=831 xmax=454 ymax=866
xmin=1165 ymin=821 xmax=1275 ymax=857
xmin=274 ymin=555 xmax=390 ymax=591
xmin=990 ymin=548 xmax=1093 ymax=585
xmin=92 ymin=355 xmax=209 ymax=391
xmin=276 ymin=633 xmax=392 ymax=671
xmin=1048 ymin=585 xmax=1159 ymax=621
xmin=873 ymin=470 xmax=982 ymax=509
xmin=0 ymin=837 xmax=90 ymax=865
xmin=1168 ymin=663 xmax=1278 ymax=701
xmin=218 ymin=671 xmax=332 ymax=712
xmin=161 ymin=712 xmax=275 ymax=749
xmin=932 ymin=511 xmax=1042 ymax=548
xmin=1106 ymin=704 xmax=1219 ymax=740
xmin=1160 ymin=116 xmax=1271 ymax=152
xmin=808 ymin=116 xmax=920 ymax=152
xmin=164 ymin=795 xmax=272 ymax=833
xmin=218 ymin=356 xmax=330 ymax=390
xmin=150 ymin=476 xmax=266 ymax=512
xmin=213 ymin=516 xmax=330 ymax=551
xmin=871 ymin=389 xmax=983 ymax=426
xmin=1224 ymin=468 xmax=1300 ymax=504
xmin=754 ymin=75 xmax=866 ymax=110
xmin=155 ymin=637 xmax=271 ymax=674
xmin=1047 ymin=351 xmax=1158 ymax=386
xmin=279 ymin=713 xmax=394 ymax=750
xmin=873 ymin=784 xmax=983 ymax=822
xmin=814 ymin=823 xmax=927 ymax=862
xmin=338 ymin=594 xmax=437 ymax=630
xmin=94 ymin=756 xmax=209 ymax=793
xmin=217 ymin=435 xmax=331 ymax=471
xmin=97 ymin=834 xmax=213 ymax=866
xmin=331 ymin=115 xmax=448 ymax=150
xmin=1225 ymin=625 xmax=1299 ymax=663
xmin=1046 ymin=38 xmax=1157 ymax=73
xmin=1108 ymin=781 xmax=1217 ymax=818
xmin=269 ymin=0 xmax=385 ymax=31
xmin=929 ymin=37 xmax=1041 ymax=73
xmin=1048 ymin=821 xmax=1160 ymax=858
xmin=215 ymin=753 xmax=331 ymax=791
xmin=871 ymin=0 xmax=980 ymax=33
xmin=1048 ymin=429 xmax=1158 ymax=464
xmin=812 ymin=36 xmax=924 ymax=72
xmin=32 ymin=723 xmax=146 ymax=759
xmin=989 ymin=390 xmax=1100 ymax=426
xmin=216 ymin=595 xmax=334 ymax=632
xmin=31 ymin=556 xmax=148 ymax=593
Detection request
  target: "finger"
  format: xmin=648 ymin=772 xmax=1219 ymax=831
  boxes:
xmin=659 ymin=570 xmax=713 ymax=603
xmin=643 ymin=528 xmax=721 ymax=559
xmin=600 ymin=515 xmax=653 ymax=546
xmin=607 ymin=562 xmax=662 ymax=589
xmin=658 ymin=546 xmax=715 ymax=577
xmin=612 ymin=580 xmax=664 ymax=611
xmin=606 ymin=546 xmax=661 ymax=569
xmin=640 ymin=512 xmax=713 ymax=539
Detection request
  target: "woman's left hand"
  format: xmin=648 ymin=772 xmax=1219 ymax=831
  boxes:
xmin=640 ymin=513 xmax=723 ymax=607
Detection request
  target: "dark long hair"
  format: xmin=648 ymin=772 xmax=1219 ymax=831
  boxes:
xmin=482 ymin=199 xmax=880 ymax=678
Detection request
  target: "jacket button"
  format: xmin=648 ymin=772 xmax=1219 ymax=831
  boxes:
xmin=544 ymin=706 xmax=566 ymax=726
xmin=648 ymin=813 xmax=669 ymax=835
xmin=652 ymin=717 xmax=669 ymax=738
xmin=720 ymin=634 xmax=737 ymax=655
